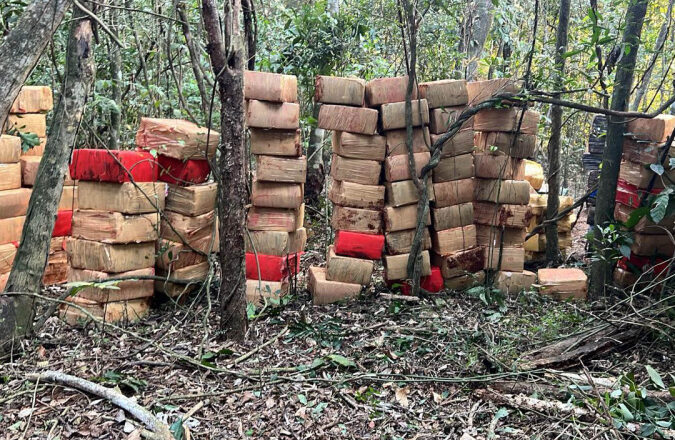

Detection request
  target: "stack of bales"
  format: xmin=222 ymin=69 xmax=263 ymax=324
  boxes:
xmin=136 ymin=118 xmax=220 ymax=300
xmin=244 ymin=71 xmax=307 ymax=306
xmin=468 ymin=79 xmax=538 ymax=293
xmin=1 ymin=86 xmax=74 ymax=289
xmin=585 ymin=115 xmax=606 ymax=225
xmin=525 ymin=193 xmax=575 ymax=262
xmin=417 ymin=79 xmax=479 ymax=290
xmin=65 ymin=148 xmax=164 ymax=324
xmin=308 ymin=75 xmax=383 ymax=304
xmin=613 ymin=115 xmax=675 ymax=286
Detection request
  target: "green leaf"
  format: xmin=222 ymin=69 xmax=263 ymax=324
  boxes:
xmin=298 ymin=394 xmax=307 ymax=405
xmin=669 ymin=157 xmax=675 ymax=170
xmin=623 ymin=206 xmax=649 ymax=229
xmin=617 ymin=403 xmax=634 ymax=421
xmin=646 ymin=365 xmax=666 ymax=389
xmin=649 ymin=163 xmax=664 ymax=175
xmin=619 ymin=245 xmax=631 ymax=258
xmin=326 ymin=354 xmax=356 ymax=368
xmin=650 ymin=189 xmax=672 ymax=223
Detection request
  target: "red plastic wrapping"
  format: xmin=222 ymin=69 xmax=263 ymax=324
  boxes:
xmin=334 ymin=230 xmax=384 ymax=260
xmin=245 ymin=252 xmax=302 ymax=282
xmin=70 ymin=149 xmax=158 ymax=182
xmin=387 ymin=266 xmax=444 ymax=295
xmin=617 ymin=255 xmax=668 ymax=276
xmin=158 ymin=155 xmax=211 ymax=185
xmin=52 ymin=210 xmax=73 ymax=237
xmin=615 ymin=179 xmax=662 ymax=208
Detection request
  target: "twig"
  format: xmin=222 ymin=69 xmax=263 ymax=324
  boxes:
xmin=379 ymin=293 xmax=421 ymax=302
xmin=233 ymin=327 xmax=288 ymax=365
xmin=73 ymin=0 xmax=125 ymax=48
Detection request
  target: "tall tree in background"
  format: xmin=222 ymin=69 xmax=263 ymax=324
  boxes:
xmin=202 ymin=0 xmax=247 ymax=339
xmin=0 ymin=0 xmax=71 ymax=126
xmin=545 ymin=0 xmax=571 ymax=265
xmin=1 ymin=1 xmax=96 ymax=346
xmin=459 ymin=0 xmax=494 ymax=80
xmin=589 ymin=0 xmax=649 ymax=300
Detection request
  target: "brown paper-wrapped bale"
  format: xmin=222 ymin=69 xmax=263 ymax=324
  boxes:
xmin=380 ymin=99 xmax=429 ymax=130
xmin=431 ymin=131 xmax=475 ymax=158
xmin=161 ymin=210 xmax=215 ymax=244
xmin=386 ymin=228 xmax=432 ymax=254
xmin=433 ymin=178 xmax=475 ymax=207
xmin=365 ymin=76 xmax=414 ymax=106
xmin=20 ymin=156 xmax=41 ymax=186
xmin=247 ymin=206 xmax=298 ymax=232
xmin=318 ymin=104 xmax=378 ymax=135
xmin=475 ymin=179 xmax=530 ymax=204
xmin=0 ymin=216 xmax=24 ymax=244
xmin=444 ymin=271 xmax=485 ymax=290
xmin=331 ymin=205 xmax=383 ymax=234
xmin=418 ymin=79 xmax=468 ymax=108
xmin=156 ymin=237 xmax=211 ymax=270
xmin=626 ymin=114 xmax=675 ymax=142
xmin=7 ymin=113 xmax=47 ymax=137
xmin=332 ymin=131 xmax=386 ymax=161
xmin=385 ymin=127 xmax=431 ymax=156
xmin=0 ymin=243 xmax=17 ymax=273
xmin=476 ymin=224 xmax=526 ymax=247
xmin=68 ymin=267 xmax=154 ymax=302
xmin=136 ymin=117 xmax=219 ymax=160
xmin=326 ymin=245 xmax=374 ymax=285
xmin=538 ymin=268 xmax=587 ymax=300
xmin=0 ymin=135 xmax=21 ymax=163
xmin=473 ymin=108 xmax=539 ymax=134
xmin=68 ymin=239 xmax=155 ymax=272
xmin=255 ymin=155 xmax=307 ymax=183
xmin=244 ymin=228 xmax=306 ymax=256
xmin=614 ymin=202 xmax=674 ymax=234
xmin=78 ymin=181 xmax=165 ymax=214
xmin=474 ymin=131 xmax=536 ymax=158
xmin=466 ymin=78 xmax=521 ymax=104
xmin=383 ymin=204 xmax=431 ymax=232
xmin=0 ymin=188 xmax=31 ymax=219
xmin=59 ymin=186 xmax=78 ymax=210
xmin=22 ymin=138 xmax=46 ymax=156
xmin=43 ymin=252 xmax=69 ymax=286
xmin=473 ymin=202 xmax=531 ymax=228
xmin=331 ymin=155 xmax=382 ymax=185
xmin=61 ymin=298 xmax=150 ymax=325
xmin=251 ymin=181 xmax=303 ymax=208
xmin=432 ymin=246 xmax=484 ymax=279
xmin=631 ymin=233 xmax=675 ymax=256
xmin=0 ymin=163 xmax=21 ymax=191
xmin=384 ymin=250 xmax=431 ymax=280
xmin=246 ymin=100 xmax=300 ymax=130
xmin=244 ymin=71 xmax=297 ymax=103
xmin=432 ymin=202 xmax=473 ymax=230
xmin=329 ymin=180 xmax=385 ymax=210
xmin=432 ymin=153 xmax=474 ymax=183
xmin=246 ymin=279 xmax=289 ymax=306
xmin=309 ymin=266 xmax=361 ymax=305
xmin=429 ymin=107 xmax=473 ymax=134
xmin=622 ymin=138 xmax=674 ymax=165
xmin=432 ymin=225 xmax=477 ymax=254
xmin=250 ymin=129 xmax=302 ymax=156
xmin=384 ymin=152 xmax=430 ymax=182
xmin=166 ymin=183 xmax=217 ymax=216
xmin=474 ymin=154 xmax=525 ymax=180
xmin=385 ymin=179 xmax=434 ymax=207
xmin=10 ymin=86 xmax=54 ymax=113
xmin=619 ymin=159 xmax=674 ymax=189
xmin=315 ymin=75 xmax=365 ymax=106
xmin=155 ymin=262 xmax=209 ymax=298
xmin=495 ymin=270 xmax=536 ymax=294
xmin=72 ymin=211 xmax=159 ymax=243
xmin=484 ymin=246 xmax=525 ymax=272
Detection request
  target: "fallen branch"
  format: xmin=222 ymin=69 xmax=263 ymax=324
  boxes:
xmin=27 ymin=370 xmax=172 ymax=440
xmin=379 ymin=293 xmax=421 ymax=302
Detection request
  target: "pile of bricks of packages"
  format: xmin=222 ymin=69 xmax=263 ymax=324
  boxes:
xmin=525 ymin=192 xmax=575 ymax=262
xmin=64 ymin=144 xmax=165 ymax=324
xmin=136 ymin=118 xmax=220 ymax=300
xmin=613 ymin=115 xmax=675 ymax=287
xmin=1 ymin=86 xmax=74 ymax=290
xmin=244 ymin=71 xmax=307 ymax=306
xmin=585 ymin=115 xmax=606 ymax=226
xmin=469 ymin=79 xmax=539 ymax=294
xmin=309 ymin=75 xmax=384 ymax=304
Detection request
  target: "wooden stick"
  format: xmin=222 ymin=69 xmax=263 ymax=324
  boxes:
xmin=379 ymin=293 xmax=421 ymax=302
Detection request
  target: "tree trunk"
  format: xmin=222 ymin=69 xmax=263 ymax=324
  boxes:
xmin=589 ymin=0 xmax=649 ymax=300
xmin=2 ymin=1 xmax=96 ymax=345
xmin=631 ymin=0 xmax=674 ymax=111
xmin=175 ymin=0 xmax=210 ymax=117
xmin=0 ymin=0 xmax=71 ymax=126
xmin=460 ymin=0 xmax=494 ymax=81
xmin=108 ymin=2 xmax=122 ymax=150
xmin=545 ymin=0 xmax=571 ymax=265
xmin=242 ymin=0 xmax=256 ymax=71
xmin=305 ymin=103 xmax=325 ymax=207
xmin=202 ymin=0 xmax=247 ymax=340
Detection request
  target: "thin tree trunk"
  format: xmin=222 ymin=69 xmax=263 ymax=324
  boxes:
xmin=202 ymin=0 xmax=247 ymax=340
xmin=632 ymin=0 xmax=674 ymax=111
xmin=242 ymin=0 xmax=256 ymax=71
xmin=545 ymin=0 xmax=571 ymax=265
xmin=305 ymin=103 xmax=325 ymax=206
xmin=589 ymin=0 xmax=649 ymax=300
xmin=108 ymin=2 xmax=122 ymax=150
xmin=461 ymin=0 xmax=494 ymax=81
xmin=175 ymin=0 xmax=210 ymax=117
xmin=0 ymin=0 xmax=71 ymax=126
xmin=1 ymin=1 xmax=96 ymax=346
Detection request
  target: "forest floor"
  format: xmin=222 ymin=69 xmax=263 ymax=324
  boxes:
xmin=1 ymin=212 xmax=673 ymax=439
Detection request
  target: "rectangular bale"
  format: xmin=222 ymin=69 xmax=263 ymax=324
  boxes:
xmin=385 ymin=179 xmax=434 ymax=207
xmin=384 ymin=250 xmax=431 ymax=280
xmin=384 ymin=127 xmax=431 ymax=156
xmin=250 ymin=128 xmax=302 ymax=157
xmin=244 ymin=70 xmax=297 ymax=102
xmin=473 ymin=108 xmax=539 ymax=135
xmin=432 ymin=153 xmax=474 ymax=183
xmin=70 ymin=149 xmax=159 ymax=183
xmin=0 ymin=216 xmax=24 ymax=245
xmin=315 ymin=75 xmax=366 ymax=106
xmin=473 ymin=202 xmax=532 ymax=228
xmin=61 ymin=298 xmax=150 ymax=325
xmin=474 ymin=154 xmax=525 ymax=180
xmin=77 ymin=181 xmax=165 ymax=214
xmin=246 ymin=279 xmax=289 ymax=307
xmin=626 ymin=114 xmax=675 ymax=142
xmin=326 ymin=245 xmax=374 ymax=285
xmin=631 ymin=233 xmax=675 ymax=257
xmin=155 ymin=262 xmax=209 ymax=298
xmin=365 ymin=76 xmax=414 ymax=106
xmin=0 ymin=135 xmax=21 ymax=163
xmin=380 ymin=99 xmax=430 ymax=131
xmin=255 ymin=154 xmax=307 ymax=183
xmin=317 ymin=104 xmax=378 ymax=135
xmin=161 ymin=210 xmax=215 ymax=244
xmin=328 ymin=180 xmax=385 ymax=210
xmin=384 ymin=151 xmax=430 ymax=182
xmin=432 ymin=225 xmax=477 ymax=255
xmin=418 ymin=79 xmax=468 ymax=108
xmin=309 ymin=266 xmax=361 ymax=305
xmin=72 ymin=210 xmax=159 ymax=243
xmin=135 ymin=117 xmax=219 ymax=160
xmin=537 ymin=268 xmax=587 ymax=300
xmin=429 ymin=106 xmax=473 ymax=134
xmin=68 ymin=267 xmax=154 ymax=302
xmin=166 ymin=183 xmax=217 ymax=216
xmin=10 ymin=86 xmax=53 ymax=113
xmin=484 ymin=246 xmax=525 ymax=272
xmin=331 ymin=154 xmax=382 ymax=185
xmin=247 ymin=206 xmax=298 ymax=232
xmin=474 ymin=131 xmax=536 ymax=158
xmin=332 ymin=131 xmax=386 ymax=161
xmin=334 ymin=230 xmax=384 ymax=260
xmin=385 ymin=228 xmax=432 ymax=255
xmin=466 ymin=78 xmax=522 ymax=104
xmin=495 ymin=270 xmax=536 ymax=294
xmin=20 ymin=156 xmax=40 ymax=186
xmin=67 ymin=239 xmax=155 ymax=272
xmin=0 ymin=188 xmax=31 ymax=219
xmin=0 ymin=162 xmax=21 ymax=191
xmin=157 ymin=238 xmax=209 ymax=270
xmin=432 ymin=202 xmax=473 ymax=230
xmin=7 ymin=113 xmax=47 ymax=137
xmin=444 ymin=271 xmax=485 ymax=290
xmin=430 ymin=130 xmax=475 ymax=158
xmin=432 ymin=178 xmax=475 ymax=207
xmin=246 ymin=100 xmax=300 ymax=130
xmin=0 ymin=242 xmax=17 ymax=273
xmin=383 ymin=204 xmax=431 ymax=232
xmin=474 ymin=179 xmax=530 ymax=204
xmin=475 ymin=224 xmax=526 ymax=247
xmin=431 ymin=246 xmax=484 ymax=279
xmin=619 ymin=159 xmax=674 ymax=189
xmin=251 ymin=181 xmax=303 ymax=209
xmin=331 ymin=205 xmax=383 ymax=235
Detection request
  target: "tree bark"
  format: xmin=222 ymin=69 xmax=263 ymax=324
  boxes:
xmin=589 ymin=0 xmax=649 ymax=300
xmin=459 ymin=0 xmax=494 ymax=81
xmin=545 ymin=0 xmax=570 ymax=265
xmin=2 ymin=1 xmax=96 ymax=345
xmin=175 ymin=0 xmax=210 ymax=117
xmin=0 ymin=0 xmax=71 ymax=127
xmin=108 ymin=2 xmax=122 ymax=150
xmin=242 ymin=0 xmax=256 ymax=71
xmin=202 ymin=0 xmax=247 ymax=340
xmin=631 ymin=0 xmax=674 ymax=111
